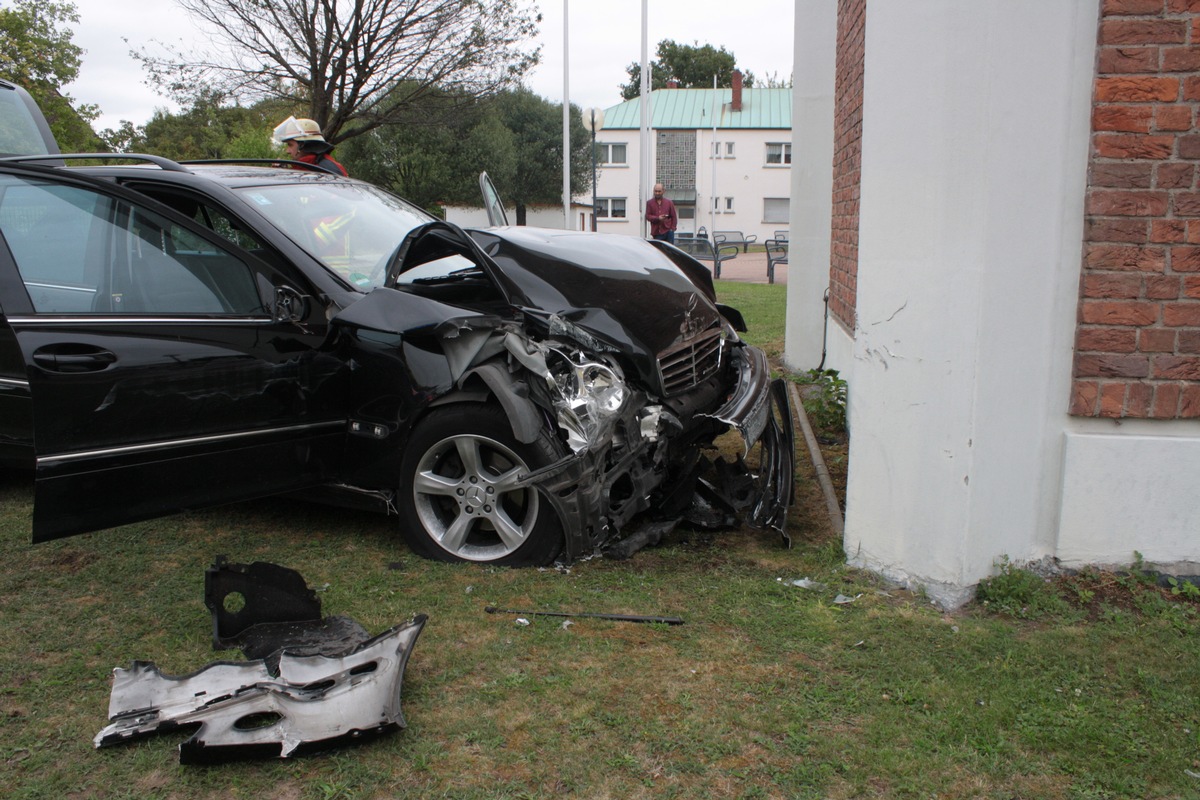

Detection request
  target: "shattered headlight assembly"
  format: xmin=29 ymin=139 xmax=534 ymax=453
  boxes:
xmin=549 ymin=350 xmax=629 ymax=453
xmin=576 ymin=361 xmax=626 ymax=414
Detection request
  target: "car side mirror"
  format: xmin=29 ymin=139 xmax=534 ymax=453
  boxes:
xmin=273 ymin=286 xmax=309 ymax=324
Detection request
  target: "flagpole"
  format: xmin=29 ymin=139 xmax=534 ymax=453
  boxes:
xmin=562 ymin=0 xmax=571 ymax=229
xmin=639 ymin=0 xmax=650 ymax=238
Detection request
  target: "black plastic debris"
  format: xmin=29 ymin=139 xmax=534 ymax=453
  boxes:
xmin=204 ymin=555 xmax=372 ymax=673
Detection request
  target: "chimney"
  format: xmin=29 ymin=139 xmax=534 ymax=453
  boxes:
xmin=731 ymin=70 xmax=743 ymax=112
xmin=667 ymin=79 xmax=679 ymax=89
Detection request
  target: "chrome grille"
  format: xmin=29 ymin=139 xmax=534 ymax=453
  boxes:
xmin=658 ymin=328 xmax=724 ymax=396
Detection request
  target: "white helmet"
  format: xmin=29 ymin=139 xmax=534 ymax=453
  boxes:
xmin=272 ymin=116 xmax=327 ymax=144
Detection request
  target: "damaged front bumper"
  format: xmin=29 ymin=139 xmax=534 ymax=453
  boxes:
xmin=526 ymin=342 xmax=796 ymax=558
xmin=94 ymin=618 xmax=426 ymax=764
xmin=702 ymin=345 xmax=796 ymax=542
xmin=95 ymin=558 xmax=427 ymax=764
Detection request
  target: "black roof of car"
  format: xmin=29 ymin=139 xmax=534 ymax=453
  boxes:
xmin=3 ymin=154 xmax=342 ymax=183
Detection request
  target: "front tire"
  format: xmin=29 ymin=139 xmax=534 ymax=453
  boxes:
xmin=398 ymin=404 xmax=564 ymax=566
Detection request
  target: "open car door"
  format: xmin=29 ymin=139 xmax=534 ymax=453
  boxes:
xmin=479 ymin=172 xmax=509 ymax=228
xmin=0 ymin=165 xmax=345 ymax=541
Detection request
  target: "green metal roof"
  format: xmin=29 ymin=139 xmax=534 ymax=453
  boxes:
xmin=601 ymin=87 xmax=791 ymax=130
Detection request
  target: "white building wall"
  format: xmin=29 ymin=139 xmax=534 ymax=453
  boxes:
xmin=845 ymin=0 xmax=1102 ymax=605
xmin=695 ymin=129 xmax=794 ymax=243
xmin=787 ymin=0 xmax=837 ymax=369
xmin=1059 ymin=426 xmax=1200 ymax=571
xmin=593 ymin=132 xmax=645 ymax=237
xmin=444 ymin=205 xmax=593 ymax=230
xmin=790 ymin=0 xmax=1147 ymax=607
xmin=595 ymin=126 xmax=791 ymax=243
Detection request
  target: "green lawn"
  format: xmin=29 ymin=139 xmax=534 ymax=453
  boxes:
xmin=2 ymin=284 xmax=1198 ymax=799
xmin=715 ymin=280 xmax=787 ymax=358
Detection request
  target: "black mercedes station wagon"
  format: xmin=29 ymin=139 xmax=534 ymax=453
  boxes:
xmin=0 ymin=88 xmax=793 ymax=565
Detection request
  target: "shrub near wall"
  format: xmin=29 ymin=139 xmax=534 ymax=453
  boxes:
xmin=1075 ymin=0 xmax=1200 ymax=418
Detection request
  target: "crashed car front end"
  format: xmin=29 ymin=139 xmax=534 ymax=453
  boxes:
xmin=501 ymin=311 xmax=794 ymax=560
xmin=335 ymin=223 xmax=795 ymax=563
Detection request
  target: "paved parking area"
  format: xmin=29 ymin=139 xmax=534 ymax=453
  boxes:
xmin=714 ymin=251 xmax=787 ymax=285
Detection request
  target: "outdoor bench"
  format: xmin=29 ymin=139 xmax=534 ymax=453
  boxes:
xmin=713 ymin=230 xmax=758 ymax=252
xmin=764 ymin=238 xmax=788 ymax=284
xmin=672 ymin=235 xmax=740 ymax=278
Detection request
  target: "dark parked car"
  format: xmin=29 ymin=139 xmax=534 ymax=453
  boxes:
xmin=0 ymin=104 xmax=792 ymax=564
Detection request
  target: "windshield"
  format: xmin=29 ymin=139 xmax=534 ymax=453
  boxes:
xmin=234 ymin=181 xmax=434 ymax=290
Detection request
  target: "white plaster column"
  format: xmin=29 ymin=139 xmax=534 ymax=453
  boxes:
xmin=785 ymin=0 xmax=838 ymax=371
xmin=841 ymin=1 xmax=1099 ymax=605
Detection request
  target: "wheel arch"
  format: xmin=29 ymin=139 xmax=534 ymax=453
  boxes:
xmin=429 ymin=363 xmax=545 ymax=446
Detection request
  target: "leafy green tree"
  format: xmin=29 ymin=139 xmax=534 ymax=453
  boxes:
xmin=344 ymin=88 xmax=590 ymax=224
xmin=135 ymin=0 xmax=541 ymax=145
xmin=98 ymin=121 xmax=143 ymax=154
xmin=490 ymin=89 xmax=590 ymax=225
xmin=759 ymin=71 xmax=793 ymax=89
xmin=337 ymin=84 xmax=483 ymax=212
xmin=619 ymin=40 xmax=755 ymax=100
xmin=0 ymin=0 xmax=103 ymax=151
xmin=125 ymin=92 xmax=291 ymax=160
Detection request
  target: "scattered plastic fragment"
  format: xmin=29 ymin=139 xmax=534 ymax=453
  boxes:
xmin=833 ymin=593 xmax=861 ymax=605
xmin=516 ymin=618 xmax=531 ymax=626
xmin=561 ymin=620 xmax=574 ymax=630
xmin=790 ymin=578 xmax=825 ymax=590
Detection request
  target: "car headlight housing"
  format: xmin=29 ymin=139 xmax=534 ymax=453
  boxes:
xmin=549 ymin=350 xmax=628 ymax=453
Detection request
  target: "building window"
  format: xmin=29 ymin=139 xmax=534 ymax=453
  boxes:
xmin=597 ymin=143 xmax=627 ymax=165
xmin=763 ymin=197 xmax=790 ymax=224
xmin=595 ymin=198 xmax=627 ymax=219
xmin=712 ymin=196 xmax=735 ymax=213
xmin=710 ymin=141 xmax=737 ymax=159
xmin=765 ymin=142 xmax=792 ymax=166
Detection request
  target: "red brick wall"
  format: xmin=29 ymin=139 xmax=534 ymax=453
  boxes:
xmin=830 ymin=0 xmax=865 ymax=330
xmin=1075 ymin=0 xmax=1200 ymax=418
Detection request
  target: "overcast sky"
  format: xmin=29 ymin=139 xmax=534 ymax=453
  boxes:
xmin=64 ymin=0 xmax=795 ymax=132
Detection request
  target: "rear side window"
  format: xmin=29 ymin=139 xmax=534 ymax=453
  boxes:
xmin=0 ymin=175 xmax=264 ymax=315
xmin=0 ymin=85 xmax=57 ymax=156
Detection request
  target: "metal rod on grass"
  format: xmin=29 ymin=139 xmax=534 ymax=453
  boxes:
xmin=485 ymin=606 xmax=684 ymax=625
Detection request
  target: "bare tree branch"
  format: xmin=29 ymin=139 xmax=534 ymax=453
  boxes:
xmin=133 ymin=0 xmax=541 ymax=143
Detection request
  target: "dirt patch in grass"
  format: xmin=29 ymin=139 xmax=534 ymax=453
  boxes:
xmin=1054 ymin=569 xmax=1200 ymax=619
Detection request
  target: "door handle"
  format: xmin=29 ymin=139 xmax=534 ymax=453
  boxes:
xmin=32 ymin=346 xmax=118 ymax=373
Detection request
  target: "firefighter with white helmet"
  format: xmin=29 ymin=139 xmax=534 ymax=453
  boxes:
xmin=272 ymin=116 xmax=348 ymax=176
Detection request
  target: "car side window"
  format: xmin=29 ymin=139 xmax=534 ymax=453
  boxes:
xmin=126 ymin=184 xmax=266 ymax=253
xmin=0 ymin=178 xmax=100 ymax=311
xmin=0 ymin=174 xmax=264 ymax=315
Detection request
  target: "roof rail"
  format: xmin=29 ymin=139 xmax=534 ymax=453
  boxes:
xmin=0 ymin=152 xmax=190 ymax=172
xmin=179 ymin=158 xmax=335 ymax=174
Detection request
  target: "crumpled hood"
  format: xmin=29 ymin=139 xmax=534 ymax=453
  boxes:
xmin=467 ymin=227 xmax=722 ymax=363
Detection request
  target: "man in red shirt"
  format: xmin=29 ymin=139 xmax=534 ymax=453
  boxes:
xmin=645 ymin=183 xmax=678 ymax=243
